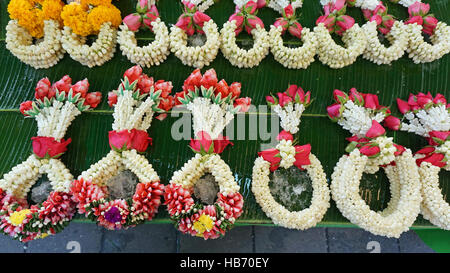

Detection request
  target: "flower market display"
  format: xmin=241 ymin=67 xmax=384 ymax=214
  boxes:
xmin=327 ymin=88 xmax=422 ymax=238
xmin=60 ymin=0 xmax=121 ymax=67
xmin=169 ymin=0 xmax=220 ymax=68
xmin=71 ymin=65 xmax=171 ymax=230
xmin=118 ymin=0 xmax=170 ymax=68
xmin=0 ymin=75 xmax=101 ymax=242
xmin=395 ymin=93 xmax=450 ymax=230
xmin=164 ymin=68 xmax=249 ymax=239
xmin=252 ymin=85 xmax=330 ymax=230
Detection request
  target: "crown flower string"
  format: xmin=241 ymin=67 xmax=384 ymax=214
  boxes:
xmin=0 ymin=75 xmax=101 ymax=242
xmin=60 ymin=0 xmax=121 ymax=67
xmin=268 ymin=2 xmax=318 ymax=69
xmin=252 ymin=85 xmax=330 ymax=230
xmin=327 ymin=88 xmax=422 ymax=238
xmin=6 ymin=0 xmax=65 ymax=69
xmin=220 ymin=1 xmax=270 ymax=68
xmin=395 ymin=92 xmax=450 ymax=230
xmin=164 ymin=69 xmax=250 ymax=240
xmin=118 ymin=0 xmax=170 ymax=68
xmin=314 ymin=0 xmax=367 ymax=68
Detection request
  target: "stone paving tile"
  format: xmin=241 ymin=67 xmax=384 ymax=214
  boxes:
xmin=254 ymin=226 xmax=327 ymax=253
xmin=398 ymin=231 xmax=435 ymax=253
xmin=179 ymin=226 xmax=253 ymax=253
xmin=101 ymin=224 xmax=177 ymax=253
xmin=327 ymin=228 xmax=400 ymax=253
xmin=26 ymin=223 xmax=103 ymax=253
xmin=0 ymin=234 xmax=26 ymax=253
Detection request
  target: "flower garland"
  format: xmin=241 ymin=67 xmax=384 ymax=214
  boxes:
xmin=359 ymin=1 xmax=409 ymax=65
xmin=266 ymin=0 xmax=303 ymax=14
xmin=6 ymin=0 xmax=65 ymax=69
xmin=395 ymin=92 xmax=449 ymax=230
xmin=314 ymin=0 xmax=367 ymax=68
xmin=269 ymin=3 xmax=318 ymax=69
xmin=71 ymin=66 xmax=173 ymax=230
xmin=397 ymin=0 xmax=450 ymax=63
xmin=60 ymin=0 xmax=121 ymax=67
xmin=118 ymin=0 xmax=170 ymax=68
xmin=220 ymin=1 xmax=270 ymax=68
xmin=252 ymin=87 xmax=330 ymax=230
xmin=0 ymin=76 xmax=101 ymax=242
xmin=327 ymin=88 xmax=422 ymax=237
xmin=169 ymin=1 xmax=220 ymax=68
xmin=164 ymin=69 xmax=250 ymax=239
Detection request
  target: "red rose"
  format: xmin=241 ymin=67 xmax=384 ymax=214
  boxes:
xmin=130 ymin=129 xmax=152 ymax=152
xmin=35 ymin=77 xmax=52 ymax=100
xmin=428 ymin=131 xmax=450 ymax=146
xmin=72 ymin=79 xmax=89 ymax=98
xmin=31 ymin=136 xmax=71 ymax=158
xmin=229 ymin=82 xmax=241 ymax=98
xmin=394 ymin=144 xmax=406 ymax=156
xmin=294 ymin=144 xmax=311 ymax=169
xmin=359 ymin=144 xmax=380 ymax=157
xmin=199 ymin=69 xmax=218 ymax=89
xmin=157 ymin=96 xmax=174 ymax=112
xmin=124 ymin=65 xmax=143 ymax=84
xmin=234 ymin=97 xmax=251 ymax=112
xmin=215 ymin=79 xmax=230 ymax=98
xmin=183 ymin=69 xmax=202 ymax=92
xmin=84 ymin=92 xmax=102 ymax=109
xmin=174 ymin=91 xmax=187 ymax=105
xmin=258 ymin=148 xmax=281 ymax=172
xmin=383 ymin=115 xmax=401 ymax=131
xmin=109 ymin=130 xmax=132 ymax=151
xmin=327 ymin=103 xmax=342 ymax=120
xmin=277 ymin=130 xmax=293 ymax=141
xmin=213 ymin=135 xmax=233 ymax=154
xmin=108 ymin=92 xmax=118 ymax=107
xmin=154 ymin=80 xmax=173 ymax=98
xmin=417 ymin=153 xmax=446 ymax=168
xmin=190 ymin=131 xmax=213 ymax=153
xmin=396 ymin=98 xmax=410 ymax=114
xmin=137 ymin=74 xmax=154 ymax=94
xmin=20 ymin=101 xmax=33 ymax=116
xmin=365 ymin=120 xmax=386 ymax=138
xmin=51 ymin=75 xmax=72 ymax=93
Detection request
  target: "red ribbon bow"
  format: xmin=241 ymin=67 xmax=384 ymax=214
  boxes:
xmin=31 ymin=136 xmax=72 ymax=159
xmin=109 ymin=129 xmax=152 ymax=153
xmin=189 ymin=131 xmax=233 ymax=154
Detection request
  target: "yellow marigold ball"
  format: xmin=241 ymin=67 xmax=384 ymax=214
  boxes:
xmin=61 ymin=2 xmax=92 ymax=36
xmin=87 ymin=4 xmax=122 ymax=33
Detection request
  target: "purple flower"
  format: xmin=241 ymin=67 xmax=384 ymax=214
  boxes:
xmin=104 ymin=206 xmax=122 ymax=223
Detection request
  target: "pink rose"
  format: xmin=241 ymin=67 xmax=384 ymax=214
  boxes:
xmin=123 ymin=13 xmax=142 ymax=32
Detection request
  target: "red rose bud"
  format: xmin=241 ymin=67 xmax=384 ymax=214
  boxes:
xmin=183 ymin=69 xmax=202 ymax=92
xmin=294 ymin=144 xmax=311 ymax=169
xmin=349 ymin=88 xmax=364 ymax=105
xmin=383 ymin=115 xmax=401 ymax=131
xmin=362 ymin=9 xmax=373 ymax=20
xmin=143 ymin=6 xmax=160 ymax=30
xmin=256 ymin=0 xmax=267 ymax=8
xmin=35 ymin=77 xmax=52 ymax=100
xmin=130 ymin=129 xmax=152 ymax=152
xmin=193 ymin=11 xmax=211 ymax=28
xmin=158 ymin=96 xmax=174 ymax=112
xmin=123 ymin=13 xmax=142 ymax=32
xmin=428 ymin=131 xmax=450 ymax=146
xmin=408 ymin=1 xmax=429 ymax=17
xmin=72 ymin=78 xmax=89 ymax=98
xmin=258 ymin=148 xmax=281 ymax=172
xmin=365 ymin=120 xmax=386 ymax=138
xmin=346 ymin=0 xmax=356 ymax=6
xmin=84 ymin=92 xmax=102 ymax=109
xmin=136 ymin=0 xmax=149 ymax=13
xmin=190 ymin=131 xmax=213 ymax=153
xmin=373 ymin=1 xmax=387 ymax=15
xmin=266 ymin=95 xmax=276 ymax=105
xmin=277 ymin=92 xmax=293 ymax=107
xmin=288 ymin=22 xmax=303 ymax=39
xmin=333 ymin=89 xmax=348 ymax=103
xmin=405 ymin=15 xmax=423 ymax=26
xmin=244 ymin=1 xmax=257 ymax=14
xmin=175 ymin=15 xmax=194 ymax=36
xmin=20 ymin=101 xmax=33 ymax=116
xmin=31 ymin=136 xmax=71 ymax=158
xmin=200 ymin=69 xmax=218 ymax=89
xmin=51 ymin=75 xmax=72 ymax=93
xmin=274 ymin=18 xmax=289 ymax=33
xmin=124 ymin=65 xmax=143 ymax=84
xmin=416 ymin=93 xmax=433 ymax=108
xmin=304 ymin=91 xmax=311 ymax=105
xmin=417 ymin=152 xmax=446 ymax=168
xmin=359 ymin=144 xmax=381 ymax=157
xmin=229 ymin=82 xmax=241 ymax=98
xmin=370 ymin=14 xmax=382 ymax=25
xmin=363 ymin=94 xmax=380 ymax=110
xmin=283 ymin=4 xmax=294 ymax=18
xmin=182 ymin=0 xmax=196 ymax=11
xmin=229 ymin=13 xmax=244 ymax=29
xmin=108 ymin=92 xmax=118 ymax=107
xmin=336 ymin=15 xmax=355 ymax=36
xmin=316 ymin=15 xmax=336 ymax=32
xmin=234 ymin=97 xmax=252 ymax=112
xmin=154 ymin=80 xmax=173 ymax=98
xmin=109 ymin=130 xmax=132 ymax=151
xmin=422 ymin=15 xmax=438 ymax=35
xmin=215 ymin=79 xmax=230 ymax=98
xmin=277 ymin=130 xmax=294 ymax=141
xmin=379 ymin=15 xmax=395 ymax=34
xmin=245 ymin=17 xmax=264 ymax=34
xmin=433 ymin=93 xmax=447 ymax=105
xmin=286 ymin=84 xmax=298 ymax=98
xmin=213 ymin=135 xmax=233 ymax=154
xmin=396 ymin=98 xmax=410 ymax=114
xmin=394 ymin=144 xmax=406 ymax=156
xmin=327 ymin=103 xmax=342 ymax=120
xmin=174 ymin=91 xmax=186 ymax=105
xmin=332 ymin=0 xmax=346 ymax=12
xmin=137 ymin=74 xmax=154 ymax=94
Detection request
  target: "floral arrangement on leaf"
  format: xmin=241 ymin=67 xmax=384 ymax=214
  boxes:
xmin=164 ymin=69 xmax=250 ymax=239
xmin=359 ymin=1 xmax=409 ymax=64
xmin=327 ymin=88 xmax=422 ymax=238
xmin=395 ymin=92 xmax=449 ymax=230
xmin=71 ymin=66 xmax=173 ymax=230
xmin=0 ymin=75 xmax=101 ymax=242
xmin=169 ymin=0 xmax=220 ymax=68
xmin=314 ymin=0 xmax=367 ymax=68
xmin=395 ymin=0 xmax=450 ymax=63
xmin=252 ymin=85 xmax=330 ymax=230
xmin=220 ymin=1 xmax=270 ymax=68
xmin=60 ymin=0 xmax=121 ymax=67
xmin=269 ymin=3 xmax=318 ymax=69
xmin=265 ymin=0 xmax=303 ymax=14
xmin=6 ymin=0 xmax=65 ymax=69
xmin=118 ymin=0 xmax=170 ymax=68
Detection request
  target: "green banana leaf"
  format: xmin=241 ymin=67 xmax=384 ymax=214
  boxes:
xmin=0 ymin=0 xmax=448 ymax=229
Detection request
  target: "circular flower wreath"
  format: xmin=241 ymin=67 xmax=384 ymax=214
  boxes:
xmin=60 ymin=0 xmax=121 ymax=67
xmin=220 ymin=1 xmax=270 ymax=68
xmin=0 ymin=76 xmax=101 ymax=242
xmin=71 ymin=66 xmax=174 ymax=230
xmin=314 ymin=0 xmax=367 ymax=68
xmin=118 ymin=0 xmax=170 ymax=68
xmin=169 ymin=1 xmax=220 ymax=68
xmin=395 ymin=92 xmax=450 ymax=230
xmin=269 ymin=3 xmax=318 ymax=69
xmin=6 ymin=0 xmax=65 ymax=69
xmin=327 ymin=88 xmax=422 ymax=238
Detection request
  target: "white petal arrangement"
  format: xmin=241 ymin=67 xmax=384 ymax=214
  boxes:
xmin=268 ymin=2 xmax=318 ymax=69
xmin=169 ymin=0 xmax=220 ymax=68
xmin=268 ymin=0 xmax=304 ymax=14
xmin=220 ymin=0 xmax=270 ymax=68
xmin=117 ymin=0 xmax=170 ymax=68
xmin=71 ymin=66 xmax=174 ymax=230
xmin=395 ymin=93 xmax=450 ymax=230
xmin=164 ymin=68 xmax=251 ymax=239
xmin=0 ymin=75 xmax=101 ymax=242
xmin=327 ymin=88 xmax=422 ymax=238
xmin=252 ymin=85 xmax=330 ymax=230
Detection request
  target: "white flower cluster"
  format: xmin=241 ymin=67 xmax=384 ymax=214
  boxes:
xmin=400 ymin=104 xmax=450 ymax=137
xmin=418 ymin=162 xmax=450 ymax=230
xmin=62 ymin=22 xmax=117 ymax=68
xmin=186 ymin=97 xmax=235 ymax=140
xmin=338 ymin=100 xmax=386 ymax=137
xmin=363 ymin=136 xmax=397 ymax=174
xmin=169 ymin=20 xmax=220 ymax=68
xmin=117 ymin=18 xmax=170 ymax=68
xmin=187 ymin=0 xmax=215 ymax=12
xmin=275 ymin=140 xmax=296 ymax=169
xmin=362 ymin=21 xmax=409 ymax=65
xmin=435 ymin=141 xmax=450 ymax=171
xmin=314 ymin=23 xmax=367 ymax=69
xmin=273 ymin=103 xmax=305 ymax=134
xmin=268 ymin=0 xmax=303 ymax=13
xmin=79 ymin=150 xmax=123 ymax=187
xmin=5 ymin=20 xmax=65 ymax=69
xmin=269 ymin=26 xmax=318 ymax=69
xmin=112 ymin=90 xmax=156 ymax=132
xmin=398 ymin=0 xmax=420 ymax=8
xmin=252 ymin=153 xmax=330 ymax=230
xmin=353 ymin=0 xmax=379 ymax=10
xmin=220 ymin=21 xmax=270 ymax=68
xmin=405 ymin=22 xmax=450 ymax=64
xmin=331 ymin=148 xmax=422 ymax=238
xmin=170 ymin=153 xmax=240 ymax=196
xmin=122 ymin=149 xmax=160 ymax=183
